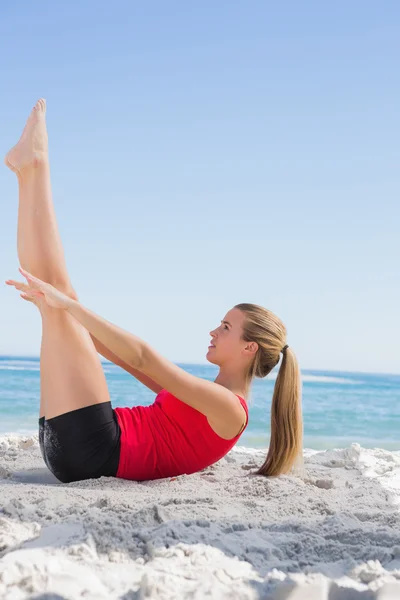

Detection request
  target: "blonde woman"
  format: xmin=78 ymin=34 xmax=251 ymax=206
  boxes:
xmin=5 ymin=100 xmax=304 ymax=484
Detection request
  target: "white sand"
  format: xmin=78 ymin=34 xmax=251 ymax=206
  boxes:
xmin=1 ymin=436 xmax=400 ymax=599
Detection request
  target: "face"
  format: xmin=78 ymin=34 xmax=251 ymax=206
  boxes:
xmin=207 ymin=308 xmax=256 ymax=366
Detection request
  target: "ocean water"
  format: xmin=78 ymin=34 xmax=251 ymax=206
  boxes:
xmin=0 ymin=356 xmax=399 ymax=451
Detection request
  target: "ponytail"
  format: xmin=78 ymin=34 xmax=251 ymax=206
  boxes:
xmin=234 ymin=303 xmax=305 ymax=479
xmin=255 ymin=347 xmax=304 ymax=477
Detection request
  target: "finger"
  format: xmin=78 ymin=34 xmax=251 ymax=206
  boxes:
xmin=14 ymin=284 xmax=32 ymax=294
xmin=20 ymin=290 xmax=43 ymax=302
xmin=5 ymin=279 xmax=22 ymax=286
xmin=20 ymin=294 xmax=35 ymax=303
xmin=5 ymin=280 xmax=30 ymax=292
xmin=27 ymin=290 xmax=44 ymax=298
xmin=19 ymin=267 xmax=45 ymax=284
xmin=6 ymin=281 xmax=25 ymax=291
xmin=18 ymin=268 xmax=45 ymax=290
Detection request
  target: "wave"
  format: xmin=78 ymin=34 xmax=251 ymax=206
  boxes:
xmin=0 ymin=365 xmax=362 ymax=384
xmin=302 ymin=374 xmax=361 ymax=384
xmin=267 ymin=372 xmax=361 ymax=385
xmin=0 ymin=366 xmax=40 ymax=372
xmin=0 ymin=361 xmax=115 ymax=373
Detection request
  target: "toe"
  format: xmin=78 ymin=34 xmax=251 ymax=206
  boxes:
xmin=37 ymin=98 xmax=46 ymax=112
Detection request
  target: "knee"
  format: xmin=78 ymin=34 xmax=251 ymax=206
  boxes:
xmin=39 ymin=287 xmax=78 ymax=318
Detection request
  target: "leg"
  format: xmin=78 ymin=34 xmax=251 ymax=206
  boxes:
xmin=6 ymin=99 xmax=74 ymax=290
xmin=5 ymin=100 xmax=110 ymax=419
xmin=39 ymin=307 xmax=111 ymax=419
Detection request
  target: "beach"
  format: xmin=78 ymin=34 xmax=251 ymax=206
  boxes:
xmin=1 ymin=434 xmax=400 ymax=599
xmin=2 ymin=0 xmax=399 ymax=596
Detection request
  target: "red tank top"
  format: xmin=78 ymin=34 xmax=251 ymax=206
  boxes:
xmin=114 ymin=388 xmax=248 ymax=481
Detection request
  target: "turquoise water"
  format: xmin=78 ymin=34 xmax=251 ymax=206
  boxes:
xmin=0 ymin=356 xmax=399 ymax=450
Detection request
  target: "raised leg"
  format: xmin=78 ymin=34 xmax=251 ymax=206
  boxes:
xmin=5 ymin=99 xmax=73 ymax=290
xmin=5 ymin=100 xmax=110 ymax=419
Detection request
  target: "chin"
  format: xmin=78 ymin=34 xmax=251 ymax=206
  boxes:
xmin=206 ymin=351 xmax=220 ymax=367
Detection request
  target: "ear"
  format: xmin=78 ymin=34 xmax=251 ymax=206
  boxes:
xmin=244 ymin=341 xmax=258 ymax=355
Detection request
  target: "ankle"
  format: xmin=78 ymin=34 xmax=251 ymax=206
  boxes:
xmin=17 ymin=158 xmax=49 ymax=181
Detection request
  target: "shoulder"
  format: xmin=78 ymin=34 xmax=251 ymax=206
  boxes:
xmin=208 ymin=395 xmax=248 ymax=439
xmin=140 ymin=347 xmax=246 ymax=429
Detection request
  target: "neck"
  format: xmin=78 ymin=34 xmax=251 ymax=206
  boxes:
xmin=214 ymin=364 xmax=249 ymax=399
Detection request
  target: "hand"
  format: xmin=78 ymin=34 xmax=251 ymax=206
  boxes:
xmin=5 ymin=267 xmax=76 ymax=311
xmin=4 ymin=277 xmax=43 ymax=309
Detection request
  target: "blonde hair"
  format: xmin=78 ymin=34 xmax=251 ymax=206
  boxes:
xmin=235 ymin=303 xmax=304 ymax=478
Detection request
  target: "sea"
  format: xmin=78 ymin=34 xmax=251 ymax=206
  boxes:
xmin=0 ymin=356 xmax=399 ymax=451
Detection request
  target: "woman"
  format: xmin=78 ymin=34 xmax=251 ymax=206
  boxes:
xmin=5 ymin=100 xmax=304 ymax=484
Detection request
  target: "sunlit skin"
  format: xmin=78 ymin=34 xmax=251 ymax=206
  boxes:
xmin=208 ymin=308 xmax=259 ymax=398
xmin=3 ymin=99 xmax=259 ymax=420
xmin=8 ymin=274 xmax=260 ymax=402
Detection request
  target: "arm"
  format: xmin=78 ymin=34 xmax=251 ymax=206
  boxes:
xmin=66 ymin=302 xmax=244 ymax=429
xmin=90 ymin=334 xmax=163 ymax=394
xmin=15 ymin=268 xmax=246 ymax=432
xmin=67 ymin=301 xmax=144 ymax=369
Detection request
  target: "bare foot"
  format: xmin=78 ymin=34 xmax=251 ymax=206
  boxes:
xmin=5 ymin=99 xmax=48 ymax=173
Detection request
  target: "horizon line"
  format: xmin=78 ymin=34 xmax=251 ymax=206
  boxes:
xmin=0 ymin=355 xmax=398 ymax=378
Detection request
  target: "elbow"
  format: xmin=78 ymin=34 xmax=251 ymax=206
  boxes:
xmin=135 ymin=342 xmax=147 ymax=372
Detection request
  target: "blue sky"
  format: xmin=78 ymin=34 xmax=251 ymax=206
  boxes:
xmin=0 ymin=2 xmax=399 ymax=374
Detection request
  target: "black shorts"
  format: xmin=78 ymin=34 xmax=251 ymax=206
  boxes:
xmin=38 ymin=402 xmax=121 ymax=483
